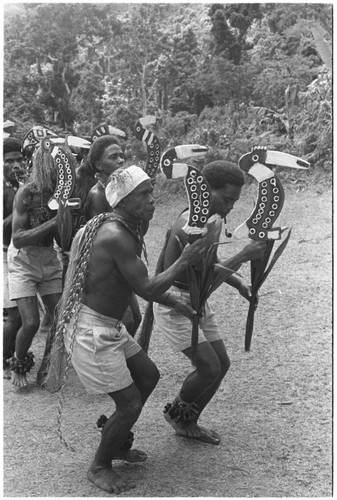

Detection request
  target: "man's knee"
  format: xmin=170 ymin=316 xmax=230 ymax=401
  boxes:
xmin=20 ymin=316 xmax=40 ymax=334
xmin=147 ymin=364 xmax=160 ymax=391
xmin=114 ymin=385 xmax=144 ymax=421
xmin=220 ymin=354 xmax=230 ymax=378
xmin=119 ymin=395 xmax=143 ymax=422
xmin=196 ymin=355 xmax=221 ymax=384
xmin=209 ymin=340 xmax=230 ymax=379
xmin=136 ymin=362 xmax=160 ymax=396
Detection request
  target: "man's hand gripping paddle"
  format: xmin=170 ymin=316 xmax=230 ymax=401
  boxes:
xmin=137 ymin=144 xmax=209 ymax=358
xmin=234 ymin=146 xmax=310 ymax=351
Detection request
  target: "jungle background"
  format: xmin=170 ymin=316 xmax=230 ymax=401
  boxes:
xmin=3 ymin=3 xmax=332 ymax=180
xmin=3 ymin=2 xmax=333 ymax=497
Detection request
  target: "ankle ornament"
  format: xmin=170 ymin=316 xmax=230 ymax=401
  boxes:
xmin=164 ymin=400 xmax=199 ymax=423
xmin=96 ymin=414 xmax=108 ymax=432
xmin=8 ymin=352 xmax=35 ymax=374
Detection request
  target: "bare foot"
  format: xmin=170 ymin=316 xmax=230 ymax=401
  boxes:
xmin=3 ymin=368 xmax=11 ymax=380
xmin=87 ymin=463 xmax=136 ymax=493
xmin=11 ymin=371 xmax=28 ymax=388
xmin=112 ymin=449 xmax=147 ymax=462
xmin=164 ymin=412 xmax=220 ymax=445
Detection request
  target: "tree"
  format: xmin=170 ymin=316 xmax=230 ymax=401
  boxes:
xmin=4 ymin=3 xmax=120 ymax=130
xmin=208 ymin=4 xmax=262 ymax=64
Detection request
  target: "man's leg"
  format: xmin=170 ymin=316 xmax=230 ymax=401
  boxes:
xmin=87 ymin=383 xmax=142 ymax=494
xmin=164 ymin=340 xmax=229 ymax=444
xmin=97 ymin=350 xmax=160 ymax=463
xmin=3 ymin=306 xmax=22 ymax=378
xmin=3 ymin=249 xmax=22 ymax=375
xmin=11 ymin=296 xmax=40 ymax=387
xmin=36 ymin=292 xmax=62 ymax=385
xmin=122 ymin=350 xmax=160 ymax=459
xmin=126 ymin=349 xmax=160 ymax=404
xmin=181 ymin=339 xmax=230 ymax=415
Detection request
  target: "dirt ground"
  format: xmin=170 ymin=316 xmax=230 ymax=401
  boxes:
xmin=3 ymin=181 xmax=332 ymax=497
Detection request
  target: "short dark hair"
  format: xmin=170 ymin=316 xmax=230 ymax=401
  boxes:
xmin=203 ymin=160 xmax=244 ymax=189
xmin=3 ymin=137 xmax=22 ymax=156
xmin=88 ymin=135 xmax=121 ymax=172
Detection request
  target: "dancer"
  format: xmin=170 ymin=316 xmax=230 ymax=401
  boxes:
xmin=84 ymin=135 xmax=141 ymax=335
xmin=7 ymin=143 xmax=76 ymax=387
xmin=48 ymin=165 xmax=207 ymax=493
xmin=153 ymin=160 xmax=266 ymax=444
xmin=3 ymin=138 xmax=25 ymax=376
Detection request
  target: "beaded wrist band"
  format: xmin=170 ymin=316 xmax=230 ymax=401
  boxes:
xmin=8 ymin=352 xmax=35 ymax=375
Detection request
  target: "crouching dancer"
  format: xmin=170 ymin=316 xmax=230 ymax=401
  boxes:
xmin=153 ymin=160 xmax=266 ymax=445
xmin=47 ymin=166 xmax=206 ymax=494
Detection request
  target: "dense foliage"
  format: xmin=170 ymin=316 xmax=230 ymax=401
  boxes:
xmin=4 ymin=3 xmax=332 ymax=174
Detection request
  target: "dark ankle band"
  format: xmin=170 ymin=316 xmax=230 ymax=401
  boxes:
xmin=96 ymin=414 xmax=108 ymax=431
xmin=164 ymin=400 xmax=199 ymax=423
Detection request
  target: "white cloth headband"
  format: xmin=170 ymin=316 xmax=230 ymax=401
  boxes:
xmin=105 ymin=165 xmax=150 ymax=208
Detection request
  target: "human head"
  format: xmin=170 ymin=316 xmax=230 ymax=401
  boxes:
xmin=202 ymin=160 xmax=245 ymax=218
xmin=87 ymin=135 xmax=125 ymax=177
xmin=105 ymin=165 xmax=154 ymax=221
xmin=3 ymin=137 xmax=24 ymax=183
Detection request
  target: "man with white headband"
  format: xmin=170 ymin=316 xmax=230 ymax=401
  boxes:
xmin=48 ymin=165 xmax=207 ymax=494
xmin=85 ymin=137 xmax=142 ymax=338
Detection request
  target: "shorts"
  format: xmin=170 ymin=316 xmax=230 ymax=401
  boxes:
xmin=3 ymin=250 xmax=17 ymax=309
xmin=153 ymin=286 xmax=221 ymax=353
xmin=64 ymin=304 xmax=142 ymax=394
xmin=7 ymin=243 xmax=62 ymax=300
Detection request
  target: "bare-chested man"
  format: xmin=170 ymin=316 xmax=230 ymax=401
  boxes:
xmin=85 ymin=135 xmax=125 ymax=220
xmin=52 ymin=165 xmax=207 ymax=494
xmin=85 ymin=135 xmax=142 ymax=336
xmin=3 ymin=138 xmax=25 ymax=376
xmin=7 ymin=144 xmax=74 ymax=387
xmin=153 ymin=160 xmax=266 ymax=444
